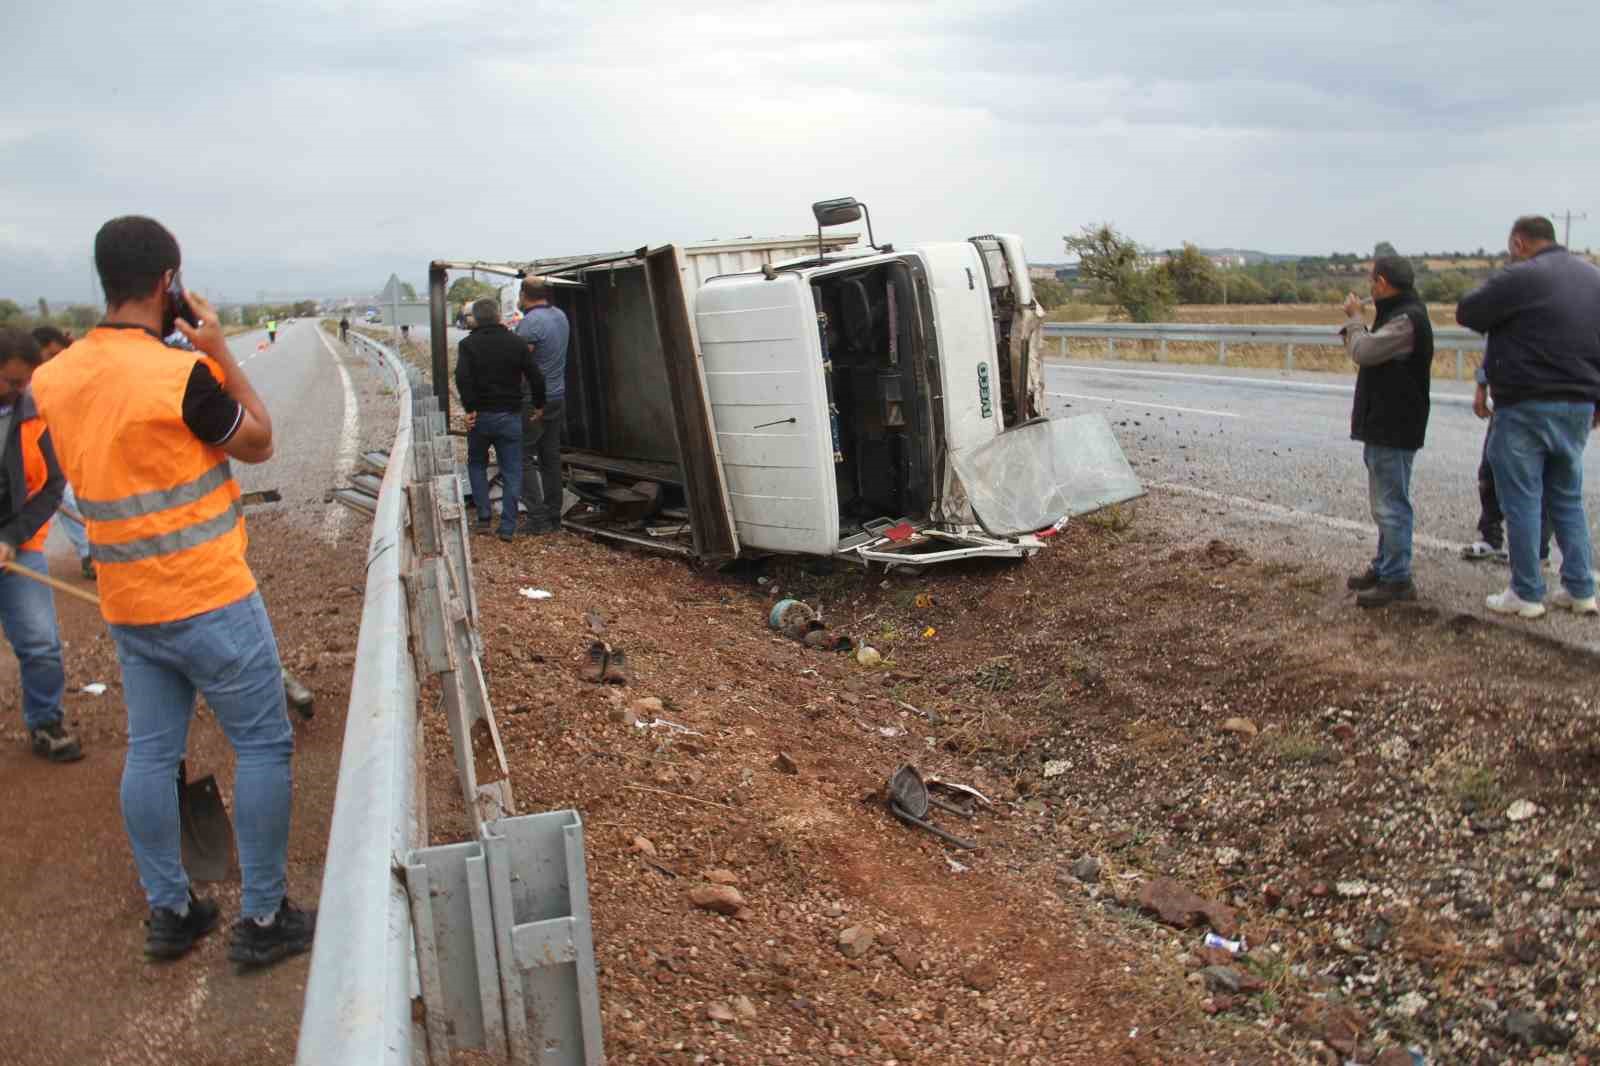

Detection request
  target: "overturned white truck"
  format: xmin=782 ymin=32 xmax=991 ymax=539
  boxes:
xmin=427 ymin=198 xmax=1141 ymax=567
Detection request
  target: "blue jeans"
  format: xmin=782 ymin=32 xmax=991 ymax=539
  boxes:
xmin=467 ymin=411 xmax=523 ymax=536
xmin=0 ymin=550 xmax=67 ymax=730
xmin=110 ymin=592 xmax=293 ymax=918
xmin=1364 ymin=444 xmax=1417 ymax=583
xmin=58 ymin=483 xmax=90 ymax=561
xmin=1487 ymin=399 xmax=1596 ymax=602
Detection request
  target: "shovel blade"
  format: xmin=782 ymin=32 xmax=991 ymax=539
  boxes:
xmin=179 ymin=768 xmax=235 ymax=883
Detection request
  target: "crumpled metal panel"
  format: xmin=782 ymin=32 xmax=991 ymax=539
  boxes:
xmin=949 ymin=414 xmax=1143 ymax=537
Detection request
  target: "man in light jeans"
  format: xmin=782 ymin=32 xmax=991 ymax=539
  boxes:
xmin=1458 ymin=215 xmax=1600 ymax=619
xmin=514 ymin=279 xmax=570 ymax=534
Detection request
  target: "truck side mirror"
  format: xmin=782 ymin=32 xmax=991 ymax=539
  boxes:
xmin=812 ymin=198 xmax=863 ymax=227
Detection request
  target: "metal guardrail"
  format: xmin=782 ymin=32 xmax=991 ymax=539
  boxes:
xmin=297 ymin=332 xmax=424 ymax=1066
xmin=1042 ymin=321 xmax=1487 ymax=378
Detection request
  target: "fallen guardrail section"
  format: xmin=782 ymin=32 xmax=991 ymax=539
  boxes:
xmin=297 ymin=333 xmax=603 ymax=1066
xmin=1042 ymin=320 xmax=1486 ymax=377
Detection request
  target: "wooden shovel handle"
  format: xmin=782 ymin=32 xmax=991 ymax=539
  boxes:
xmin=2 ymin=559 xmax=102 ymax=607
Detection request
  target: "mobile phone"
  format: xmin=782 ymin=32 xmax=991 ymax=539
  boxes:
xmin=167 ymin=272 xmax=199 ymax=330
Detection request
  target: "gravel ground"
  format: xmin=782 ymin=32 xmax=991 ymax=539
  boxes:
xmin=440 ymin=492 xmax=1600 ymax=1065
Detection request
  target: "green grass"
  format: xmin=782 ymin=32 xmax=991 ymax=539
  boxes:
xmin=1451 ymin=766 xmax=1502 ymax=810
xmin=1264 ymin=731 xmax=1331 ymax=764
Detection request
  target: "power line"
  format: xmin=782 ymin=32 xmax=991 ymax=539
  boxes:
xmin=1552 ymin=209 xmax=1587 ymax=248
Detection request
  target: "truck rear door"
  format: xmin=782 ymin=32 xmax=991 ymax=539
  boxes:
xmin=643 ymin=244 xmax=740 ymax=561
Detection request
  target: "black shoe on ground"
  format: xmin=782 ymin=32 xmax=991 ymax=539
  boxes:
xmin=474 ymin=517 xmax=493 ymax=536
xmin=497 ymin=529 xmax=515 ymax=543
xmin=228 ymin=898 xmax=317 ymax=970
xmin=522 ymin=519 xmax=556 ymax=537
xmin=145 ymin=892 xmax=221 ymax=960
xmin=80 ymin=556 xmax=96 ymax=580
xmin=29 ymin=722 xmax=83 ymax=763
xmin=1356 ymin=580 xmax=1417 ymax=608
xmin=1346 ymin=567 xmax=1380 ymax=592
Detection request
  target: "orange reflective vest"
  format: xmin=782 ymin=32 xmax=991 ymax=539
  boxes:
xmin=31 ymin=326 xmax=255 ymax=625
xmin=4 ymin=394 xmax=56 ymax=553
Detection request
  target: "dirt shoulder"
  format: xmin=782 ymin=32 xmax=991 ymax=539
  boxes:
xmin=443 ymin=500 xmax=1599 ymax=1064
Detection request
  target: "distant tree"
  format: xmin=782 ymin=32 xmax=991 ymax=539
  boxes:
xmin=447 ymin=277 xmax=499 ymax=307
xmin=1268 ymin=275 xmax=1301 ymax=304
xmin=293 ymin=299 xmax=318 ymax=317
xmin=1373 ymin=241 xmax=1399 ymax=259
xmin=1227 ymin=274 xmax=1268 ymax=303
xmin=1031 ymin=277 xmax=1071 ymax=310
xmin=1295 ymin=282 xmax=1321 ymax=303
xmin=36 ymin=298 xmax=49 ymax=319
xmin=400 ymin=282 xmax=418 ymax=301
xmin=1421 ymin=272 xmax=1474 ymax=304
xmin=241 ymin=304 xmax=264 ymax=326
xmin=66 ymin=305 xmax=98 ymax=330
xmin=0 ymin=299 xmax=20 ymax=323
xmin=1159 ymin=243 xmax=1222 ymax=303
xmin=1063 ymin=223 xmax=1173 ymax=322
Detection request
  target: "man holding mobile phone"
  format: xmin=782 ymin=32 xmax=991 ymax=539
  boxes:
xmin=31 ymin=216 xmax=314 ymax=969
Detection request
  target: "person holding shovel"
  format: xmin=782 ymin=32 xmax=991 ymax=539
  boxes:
xmin=0 ymin=327 xmax=77 ymax=763
xmin=31 ymin=216 xmax=314 ymax=967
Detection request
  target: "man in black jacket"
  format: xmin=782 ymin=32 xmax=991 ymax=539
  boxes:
xmin=1340 ymin=256 xmax=1435 ymax=607
xmin=1457 ymin=215 xmax=1600 ymax=619
xmin=455 ymin=298 xmax=543 ymax=541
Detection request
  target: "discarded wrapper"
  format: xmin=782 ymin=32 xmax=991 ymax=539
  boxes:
xmin=1203 ymin=932 xmax=1245 ymax=955
xmin=81 ymin=683 xmax=108 ymax=696
xmin=518 ymin=588 xmax=554 ymax=600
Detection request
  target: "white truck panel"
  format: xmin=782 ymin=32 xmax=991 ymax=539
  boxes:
xmin=917 ymin=242 xmax=1006 ymax=455
xmin=696 ymin=274 xmax=839 ymax=554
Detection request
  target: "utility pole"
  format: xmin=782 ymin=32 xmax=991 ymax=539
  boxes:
xmin=1552 ymin=209 xmax=1587 ymax=248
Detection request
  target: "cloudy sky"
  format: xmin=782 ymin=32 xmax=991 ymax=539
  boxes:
xmin=4 ymin=0 xmax=1595 ymax=304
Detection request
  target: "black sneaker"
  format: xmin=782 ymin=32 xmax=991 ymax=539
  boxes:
xmin=1346 ymin=567 xmax=1380 ymax=591
xmin=29 ymin=722 xmax=83 ymax=763
xmin=80 ymin=557 xmax=96 ymax=580
xmin=145 ymin=892 xmax=221 ymax=960
xmin=1356 ymin=580 xmax=1417 ymax=608
xmin=228 ymin=898 xmax=317 ymax=970
xmin=474 ymin=517 xmax=493 ymax=536
xmin=497 ymin=529 xmax=515 ymax=543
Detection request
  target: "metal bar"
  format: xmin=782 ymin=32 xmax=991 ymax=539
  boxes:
xmin=1456 ymin=349 xmax=1465 ymax=380
xmin=428 ymin=263 xmax=450 ymax=423
xmin=1285 ymin=343 xmax=1295 ymax=372
xmin=296 ymin=334 xmax=421 ymax=1066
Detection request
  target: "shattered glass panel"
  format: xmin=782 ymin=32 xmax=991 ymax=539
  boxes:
xmin=948 ymin=414 xmax=1143 ymax=537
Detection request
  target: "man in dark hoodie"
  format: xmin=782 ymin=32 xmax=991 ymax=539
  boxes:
xmin=1457 ymin=215 xmax=1600 ymax=620
xmin=0 ymin=327 xmax=77 ymax=761
xmin=455 ymin=297 xmax=544 ymax=541
xmin=1340 ymin=255 xmax=1436 ymax=607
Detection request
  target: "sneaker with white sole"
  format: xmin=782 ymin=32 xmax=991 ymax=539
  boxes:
xmin=1551 ymin=589 xmax=1600 ymax=615
xmin=1461 ymin=540 xmax=1499 ymax=561
xmin=1485 ymin=588 xmax=1547 ymax=619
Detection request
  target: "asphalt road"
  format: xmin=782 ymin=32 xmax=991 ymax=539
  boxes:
xmin=1 ymin=319 xmax=392 ymax=1066
xmin=1044 ymin=357 xmax=1600 ymax=649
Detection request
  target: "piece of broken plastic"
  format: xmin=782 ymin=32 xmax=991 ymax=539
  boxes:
xmin=81 ymin=683 xmax=108 ymax=696
xmin=518 ymin=588 xmax=554 ymax=600
xmin=949 ymin=413 xmax=1143 ymax=537
xmin=925 ymin=777 xmax=993 ymax=807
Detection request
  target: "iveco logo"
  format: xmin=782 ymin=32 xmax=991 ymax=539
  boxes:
xmin=976 ymin=364 xmax=993 ymax=419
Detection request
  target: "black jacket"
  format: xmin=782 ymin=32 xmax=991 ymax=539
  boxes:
xmin=0 ymin=391 xmax=65 ymax=551
xmin=1456 ymin=245 xmax=1600 ymax=408
xmin=455 ymin=324 xmax=544 ymax=414
xmin=1351 ymin=292 xmax=1435 ymax=450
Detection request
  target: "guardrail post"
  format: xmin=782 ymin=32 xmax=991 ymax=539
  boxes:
xmin=1456 ymin=349 xmax=1465 ymax=380
xmin=1285 ymin=343 xmax=1295 ymax=372
xmin=1157 ymin=338 xmax=1166 ymax=363
xmin=1105 ymin=336 xmax=1115 ymax=360
xmin=1056 ymin=334 xmax=1066 ymax=358
xmin=1218 ymin=339 xmax=1228 ymax=366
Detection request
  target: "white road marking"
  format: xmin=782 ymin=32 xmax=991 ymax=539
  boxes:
xmin=1046 ymin=391 xmax=1238 ymax=419
xmin=1049 ymin=362 xmax=1476 ymax=406
xmin=1148 ymin=479 xmax=1467 ymax=555
xmin=317 ymin=326 xmax=361 ymax=547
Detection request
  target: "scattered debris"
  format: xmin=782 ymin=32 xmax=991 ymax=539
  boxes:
xmin=705 ymin=1001 xmax=736 ymax=1023
xmin=1043 ymin=758 xmax=1070 ymax=778
xmin=282 ymin=669 xmax=315 ymax=718
xmin=1136 ymin=878 xmax=1239 ymax=938
xmin=1069 ymin=855 xmax=1102 ymax=884
xmin=772 ymin=752 xmax=799 ymax=775
xmin=630 ymin=835 xmax=657 ymax=858
xmin=855 ymin=645 xmax=882 ymax=667
xmin=837 ymin=926 xmax=875 ymax=959
xmin=518 ymin=587 xmax=553 ymax=600
xmin=688 ymin=885 xmax=745 ymax=916
xmin=80 ymin=683 xmax=108 ymax=696
xmin=601 ymin=648 xmax=631 ymax=686
xmin=1219 ymin=716 xmax=1258 ymax=738
xmin=886 ymin=764 xmax=977 ymax=850
xmin=1203 ymin=932 xmax=1244 ymax=955
xmin=1505 ymin=799 xmax=1539 ymax=823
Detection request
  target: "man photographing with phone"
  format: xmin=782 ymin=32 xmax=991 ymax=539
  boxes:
xmin=31 ymin=216 xmax=314 ymax=968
